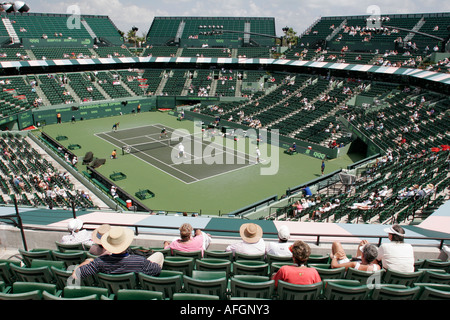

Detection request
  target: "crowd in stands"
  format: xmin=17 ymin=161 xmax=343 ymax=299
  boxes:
xmin=0 ymin=133 xmax=98 ymax=210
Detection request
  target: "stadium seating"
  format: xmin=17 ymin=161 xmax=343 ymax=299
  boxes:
xmin=4 ymin=244 xmax=450 ymax=300
xmin=0 ymin=11 xmax=448 ymax=302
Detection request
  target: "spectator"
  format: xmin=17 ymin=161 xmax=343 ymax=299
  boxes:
xmin=271 ymin=240 xmax=321 ymax=287
xmin=72 ymin=226 xmax=163 ymax=280
xmin=89 ymin=224 xmax=111 ymax=256
xmin=226 ymin=223 xmax=265 ymax=256
xmin=377 ymin=225 xmax=415 ymax=272
xmin=164 ymin=223 xmax=211 ymax=256
xmin=61 ymin=218 xmax=93 ymax=247
xmin=291 ymin=200 xmax=303 ymax=216
xmin=266 ymin=225 xmax=292 ymax=257
xmin=330 ymin=240 xmax=381 ymax=271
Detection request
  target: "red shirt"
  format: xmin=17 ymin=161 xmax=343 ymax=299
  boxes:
xmin=273 ymin=265 xmax=321 ymax=287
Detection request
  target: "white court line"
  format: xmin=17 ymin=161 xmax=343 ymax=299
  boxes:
xmin=152 ymin=123 xmax=258 ymax=164
xmin=94 ymin=131 xmax=200 ymax=184
xmin=95 ymin=123 xmax=263 ymax=184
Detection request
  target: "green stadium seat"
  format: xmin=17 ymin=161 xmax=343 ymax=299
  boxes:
xmin=96 ymin=272 xmax=138 ymax=295
xmin=172 ymin=293 xmax=220 ymax=300
xmin=137 ymin=270 xmax=183 ymax=300
xmin=230 ymin=275 xmax=275 ymax=299
xmin=116 ymin=289 xmax=164 ymax=300
xmin=183 ymin=271 xmax=228 ymax=300
xmin=276 ymin=280 xmax=323 ymax=300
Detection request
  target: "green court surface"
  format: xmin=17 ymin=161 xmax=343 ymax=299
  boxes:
xmin=38 ymin=111 xmax=363 ymax=215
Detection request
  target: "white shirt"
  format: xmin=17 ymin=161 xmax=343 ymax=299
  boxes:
xmin=265 ymin=241 xmax=292 ymax=257
xmin=377 ymin=242 xmax=415 ymax=272
xmin=61 ymin=229 xmax=93 ymax=246
xmin=225 ymin=239 xmax=266 ymax=255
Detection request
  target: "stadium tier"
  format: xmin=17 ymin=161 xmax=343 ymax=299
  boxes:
xmin=0 ymin=12 xmax=449 ymax=303
xmin=146 ymin=16 xmax=276 ymax=47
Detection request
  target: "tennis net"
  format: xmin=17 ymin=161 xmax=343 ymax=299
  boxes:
xmin=121 ymin=133 xmax=204 ymax=155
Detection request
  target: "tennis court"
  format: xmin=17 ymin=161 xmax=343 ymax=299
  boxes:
xmin=95 ymin=123 xmax=260 ymax=184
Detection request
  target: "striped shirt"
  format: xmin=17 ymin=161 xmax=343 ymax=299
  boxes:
xmin=76 ymin=253 xmax=161 ymax=279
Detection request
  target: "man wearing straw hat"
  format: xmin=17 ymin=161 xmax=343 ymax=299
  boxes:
xmin=72 ymin=226 xmax=163 ymax=280
xmin=225 ymin=223 xmax=266 ymax=256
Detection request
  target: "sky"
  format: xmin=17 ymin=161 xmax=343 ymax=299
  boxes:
xmin=22 ymin=0 xmax=450 ymax=38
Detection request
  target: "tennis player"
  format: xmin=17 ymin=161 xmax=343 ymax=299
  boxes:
xmin=160 ymin=127 xmax=168 ymax=139
xmin=112 ymin=122 xmax=119 ymax=132
xmin=177 ymin=143 xmax=187 ymax=159
xmin=256 ymin=147 xmax=261 ymax=164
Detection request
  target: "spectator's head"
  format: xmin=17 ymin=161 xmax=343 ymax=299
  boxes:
xmin=277 ymin=225 xmax=290 ymax=243
xmin=179 ymin=223 xmax=193 ymax=241
xmin=384 ymin=224 xmax=405 ymax=242
xmin=67 ymin=218 xmax=83 ymax=234
xmin=92 ymin=224 xmax=111 ymax=245
xmin=361 ymin=244 xmax=378 ymax=263
xmin=239 ymin=223 xmax=263 ymax=244
xmin=290 ymin=240 xmax=311 ymax=265
xmin=101 ymin=226 xmax=134 ymax=254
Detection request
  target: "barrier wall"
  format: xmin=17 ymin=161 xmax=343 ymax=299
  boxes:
xmin=32 ymin=97 xmax=157 ymax=127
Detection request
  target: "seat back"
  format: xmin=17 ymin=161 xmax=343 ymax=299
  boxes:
xmin=370 ymin=284 xmax=420 ymax=300
xmin=422 ymin=260 xmax=450 ymax=272
xmin=96 ymin=272 xmax=137 ymax=295
xmin=0 ymin=290 xmax=42 ymax=300
xmin=313 ymin=266 xmax=346 ymax=280
xmin=345 ymin=268 xmax=384 ymax=285
xmin=50 ymin=266 xmax=98 ymax=290
xmin=116 ymin=289 xmax=163 ymax=300
xmin=42 ymin=291 xmax=97 ymax=300
xmin=173 ymin=293 xmax=220 ymax=300
xmin=204 ymin=250 xmax=233 ymax=260
xmin=52 ymin=250 xmax=87 ymax=269
xmin=307 ymin=254 xmax=330 ymax=265
xmin=30 ymin=259 xmax=66 ymax=270
xmin=172 ymin=250 xmax=203 ymax=260
xmin=266 ymin=253 xmax=293 ymax=265
xmin=415 ymin=284 xmax=450 ymax=300
xmin=195 ymin=259 xmax=231 ymax=277
xmin=63 ymin=285 xmax=109 ymax=299
xmin=232 ymin=260 xmax=269 ymax=276
xmin=138 ymin=271 xmax=183 ymax=299
xmin=0 ymin=261 xmax=20 ymax=285
xmin=55 ymin=241 xmax=86 ymax=252
xmin=230 ymin=275 xmax=275 ymax=299
xmin=12 ymin=281 xmax=58 ymax=295
xmin=234 ymin=252 xmax=265 ymax=261
xmin=322 ymin=280 xmax=369 ymax=300
xmin=383 ymin=269 xmax=424 ymax=287
xmin=18 ymin=249 xmax=53 ymax=267
xmin=277 ymin=280 xmax=323 ymax=300
xmin=419 ymin=270 xmax=450 ymax=285
xmin=163 ymin=256 xmax=195 ymax=276
xmin=183 ymin=274 xmax=228 ymax=300
xmin=10 ymin=264 xmax=55 ymax=283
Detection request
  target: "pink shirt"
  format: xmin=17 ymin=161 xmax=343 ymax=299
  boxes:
xmin=165 ymin=234 xmax=204 ymax=256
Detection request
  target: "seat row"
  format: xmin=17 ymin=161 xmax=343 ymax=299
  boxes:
xmin=2 ymin=250 xmax=450 ymax=300
xmin=1 ymin=275 xmax=449 ymax=300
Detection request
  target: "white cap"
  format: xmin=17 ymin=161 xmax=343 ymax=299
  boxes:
xmin=278 ymin=225 xmax=290 ymax=241
xmin=67 ymin=218 xmax=83 ymax=232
